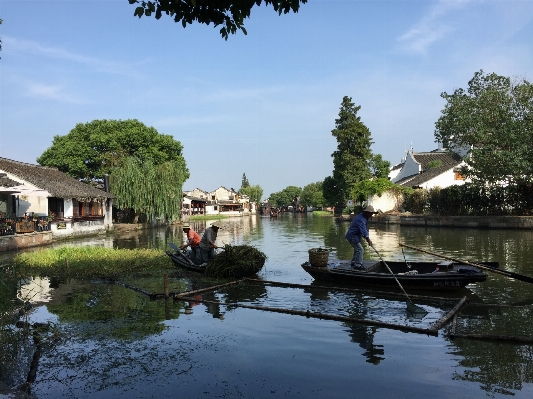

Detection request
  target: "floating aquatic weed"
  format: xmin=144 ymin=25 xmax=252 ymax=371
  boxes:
xmin=12 ymin=247 xmax=173 ymax=279
xmin=205 ymin=245 xmax=267 ymax=278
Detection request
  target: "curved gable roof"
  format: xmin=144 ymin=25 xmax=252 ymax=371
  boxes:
xmin=0 ymin=158 xmax=114 ymax=200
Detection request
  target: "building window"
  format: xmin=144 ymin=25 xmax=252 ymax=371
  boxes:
xmin=454 ymin=171 xmax=465 ymax=180
xmin=48 ymin=197 xmax=64 ymax=216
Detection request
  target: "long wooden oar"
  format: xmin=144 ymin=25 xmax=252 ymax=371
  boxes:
xmin=370 ymin=245 xmax=427 ymax=315
xmin=400 ymin=243 xmax=533 ymax=285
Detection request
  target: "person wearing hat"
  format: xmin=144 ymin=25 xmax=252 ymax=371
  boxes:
xmin=179 ymin=222 xmax=201 ymax=264
xmin=345 ymin=205 xmax=377 ymax=270
xmin=198 ymin=222 xmax=222 ymax=263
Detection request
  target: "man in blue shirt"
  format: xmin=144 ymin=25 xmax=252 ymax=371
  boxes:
xmin=345 ymin=205 xmax=377 ymax=269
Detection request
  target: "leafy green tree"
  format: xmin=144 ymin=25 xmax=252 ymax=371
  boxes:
xmin=368 ymin=154 xmax=391 ymax=179
xmin=350 ymin=178 xmax=404 ymax=204
xmin=110 ymin=157 xmax=187 ymax=222
xmin=37 ymin=119 xmax=188 ymax=184
xmin=324 ymin=96 xmax=373 ymax=211
xmin=241 ymin=173 xmax=250 ymax=189
xmin=129 ymin=0 xmax=308 ymax=40
xmin=300 ymin=181 xmax=325 ymax=209
xmin=322 ymin=175 xmax=344 ymax=209
xmin=268 ymin=186 xmax=302 ymax=208
xmin=435 ymin=70 xmax=533 ymax=186
xmin=239 ymin=184 xmax=263 ymax=205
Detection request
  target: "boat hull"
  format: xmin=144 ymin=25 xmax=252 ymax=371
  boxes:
xmin=165 ymin=245 xmax=266 ymax=278
xmin=166 ymin=250 xmax=207 ymax=273
xmin=301 ymin=260 xmax=491 ymax=291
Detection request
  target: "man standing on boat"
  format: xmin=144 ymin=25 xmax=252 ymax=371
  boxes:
xmin=345 ymin=205 xmax=377 ymax=270
xmin=198 ymin=222 xmax=222 ymax=263
xmin=180 ymin=222 xmax=201 ymax=264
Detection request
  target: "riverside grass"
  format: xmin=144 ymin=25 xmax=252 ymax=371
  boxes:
xmin=205 ymin=244 xmax=267 ymax=278
xmin=12 ymin=247 xmax=173 ymax=279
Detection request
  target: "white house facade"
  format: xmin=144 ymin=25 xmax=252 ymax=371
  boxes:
xmin=369 ymin=149 xmax=467 ymax=213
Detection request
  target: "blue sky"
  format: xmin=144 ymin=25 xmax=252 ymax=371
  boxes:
xmin=1 ymin=0 xmax=532 ymax=198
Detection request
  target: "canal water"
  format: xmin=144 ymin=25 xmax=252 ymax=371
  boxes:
xmin=6 ymin=214 xmax=533 ymax=398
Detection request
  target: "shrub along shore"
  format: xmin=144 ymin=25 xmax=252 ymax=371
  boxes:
xmin=366 ymin=214 xmax=533 ymax=230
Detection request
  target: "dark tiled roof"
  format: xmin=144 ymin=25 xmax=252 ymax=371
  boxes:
xmin=397 ymin=151 xmax=462 ymax=188
xmin=0 ymin=157 xmax=114 ymax=200
xmin=185 ymin=196 xmax=207 ymax=202
xmin=397 ymin=165 xmax=453 ymax=187
xmin=390 ymin=162 xmax=404 ymax=171
xmin=0 ymin=173 xmax=21 ymax=187
xmin=217 ymin=200 xmax=240 ymax=205
xmin=411 ymin=151 xmax=461 ymax=169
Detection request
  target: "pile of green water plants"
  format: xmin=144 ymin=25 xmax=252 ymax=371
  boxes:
xmin=12 ymin=246 xmax=173 ymax=280
xmin=205 ymin=244 xmax=267 ymax=278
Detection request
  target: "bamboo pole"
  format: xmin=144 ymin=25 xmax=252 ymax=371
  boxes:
xmin=173 ymin=280 xmax=244 ymax=299
xmin=178 ymin=296 xmax=438 ymax=336
xmin=400 ymin=243 xmax=533 ymax=284
xmin=429 ymin=296 xmax=468 ymax=333
xmin=244 ymin=278 xmax=459 ymax=302
xmin=450 ymin=333 xmax=533 ymax=343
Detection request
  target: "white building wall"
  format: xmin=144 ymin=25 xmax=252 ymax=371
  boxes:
xmin=391 ymin=152 xmax=420 ymax=183
xmin=64 ymin=198 xmax=73 ymax=218
xmin=17 ymin=195 xmax=48 ymax=217
xmin=367 ymin=191 xmax=404 ymax=213
xmin=205 ymin=204 xmax=218 ymax=215
xmin=418 ymin=170 xmax=467 ymax=190
xmin=187 ymin=188 xmax=208 ymax=199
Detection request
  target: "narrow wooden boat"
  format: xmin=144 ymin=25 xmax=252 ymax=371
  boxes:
xmin=165 ymin=243 xmax=207 ymax=272
xmin=165 ymin=243 xmax=266 ymax=278
xmin=301 ymin=259 xmax=497 ymax=291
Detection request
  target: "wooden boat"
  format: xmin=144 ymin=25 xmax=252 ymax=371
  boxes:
xmin=301 ymin=259 xmax=498 ymax=291
xmin=165 ymin=243 xmax=266 ymax=278
xmin=166 ymin=244 xmax=207 ymax=273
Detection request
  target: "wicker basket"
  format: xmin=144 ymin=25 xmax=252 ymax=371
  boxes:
xmin=308 ymin=248 xmax=329 ymax=268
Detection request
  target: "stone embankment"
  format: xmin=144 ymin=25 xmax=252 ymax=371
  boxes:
xmin=341 ymin=213 xmax=533 ymax=230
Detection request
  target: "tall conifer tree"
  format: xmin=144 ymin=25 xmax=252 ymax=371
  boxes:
xmin=324 ymin=96 xmax=373 ymax=210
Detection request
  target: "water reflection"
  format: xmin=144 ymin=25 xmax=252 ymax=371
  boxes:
xmin=11 ymin=214 xmax=533 ymax=397
xmin=345 ymin=325 xmax=384 ymax=365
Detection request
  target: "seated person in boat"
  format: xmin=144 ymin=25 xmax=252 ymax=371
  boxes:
xmin=345 ymin=205 xmax=377 ymax=269
xmin=198 ymin=222 xmax=222 ymax=263
xmin=179 ymin=222 xmax=201 ymax=264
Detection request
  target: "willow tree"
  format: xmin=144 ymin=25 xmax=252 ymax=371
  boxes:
xmin=110 ymin=157 xmax=187 ymax=223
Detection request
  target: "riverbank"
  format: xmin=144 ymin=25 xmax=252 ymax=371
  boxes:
xmin=340 ymin=213 xmax=533 ymax=230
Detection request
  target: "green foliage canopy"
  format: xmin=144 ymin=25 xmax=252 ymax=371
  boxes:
xmin=369 ymin=154 xmax=391 ymax=178
xmin=268 ymin=185 xmax=302 ymax=207
xmin=300 ymin=181 xmax=325 ymax=208
xmin=239 ymin=184 xmax=263 ymax=205
xmin=322 ymin=175 xmax=344 ymax=208
xmin=435 ymin=70 xmax=533 ymax=186
xmin=323 ymin=96 xmax=373 ymax=208
xmin=350 ymin=178 xmax=405 ymax=204
xmin=129 ymin=0 xmax=308 ymax=40
xmin=37 ymin=119 xmax=188 ymax=184
xmin=241 ymin=173 xmax=250 ymax=189
xmin=110 ymin=157 xmax=187 ymax=222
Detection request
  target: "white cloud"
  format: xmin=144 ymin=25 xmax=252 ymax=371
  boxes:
xmin=396 ymin=0 xmax=475 ymax=54
xmin=3 ymin=36 xmax=141 ymax=77
xmin=25 ymin=82 xmax=84 ymax=104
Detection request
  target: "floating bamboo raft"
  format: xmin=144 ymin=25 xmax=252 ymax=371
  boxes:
xmin=108 ymin=276 xmax=533 ymax=343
